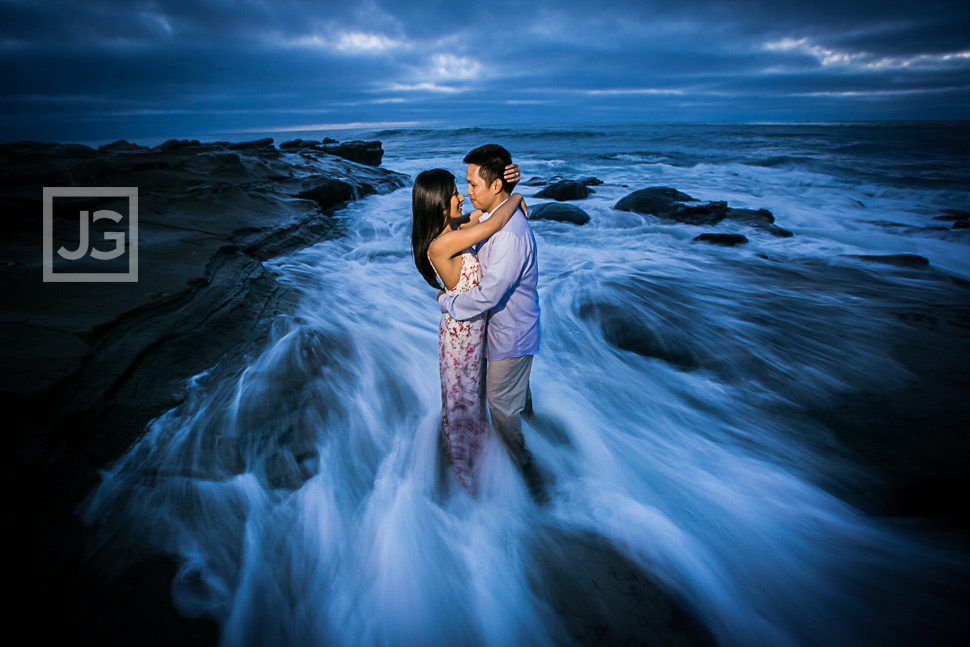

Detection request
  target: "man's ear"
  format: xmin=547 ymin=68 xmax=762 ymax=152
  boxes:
xmin=490 ymin=177 xmax=503 ymax=194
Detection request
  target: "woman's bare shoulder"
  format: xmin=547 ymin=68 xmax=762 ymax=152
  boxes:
xmin=428 ymin=234 xmax=457 ymax=257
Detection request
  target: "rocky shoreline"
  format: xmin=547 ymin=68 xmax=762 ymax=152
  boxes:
xmin=0 ymin=138 xmax=717 ymax=647
xmin=0 ymin=137 xmax=407 ymax=644
xmin=2 ymin=140 xmax=967 ymax=645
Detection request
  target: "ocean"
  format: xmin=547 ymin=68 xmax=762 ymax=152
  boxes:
xmin=83 ymin=122 xmax=970 ymax=646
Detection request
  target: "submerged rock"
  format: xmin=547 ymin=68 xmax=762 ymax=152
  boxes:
xmin=530 ymin=202 xmax=591 ymax=225
xmin=725 ymin=207 xmax=774 ymax=227
xmin=765 ymin=225 xmax=794 ymax=238
xmin=578 ymin=301 xmax=700 ymax=370
xmin=934 ymin=209 xmax=970 ymax=222
xmin=693 ymin=233 xmax=749 ymax=246
xmin=849 ymin=254 xmax=930 ymax=268
xmin=533 ymin=179 xmax=592 ymax=201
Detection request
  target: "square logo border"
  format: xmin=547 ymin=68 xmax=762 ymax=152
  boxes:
xmin=43 ymin=186 xmax=139 ymax=282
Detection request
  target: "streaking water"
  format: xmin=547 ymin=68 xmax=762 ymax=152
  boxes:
xmin=83 ymin=123 xmax=969 ymax=646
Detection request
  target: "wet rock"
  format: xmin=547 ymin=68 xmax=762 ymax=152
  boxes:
xmin=578 ymin=302 xmax=700 ymax=370
xmin=530 ymin=202 xmax=591 ymax=225
xmin=98 ymin=140 xmax=150 ymax=153
xmin=534 ymin=180 xmax=592 ymax=201
xmin=228 ymin=137 xmax=275 ymax=150
xmin=725 ymin=207 xmax=774 ymax=227
xmin=523 ymin=175 xmax=603 ymax=188
xmin=668 ymin=201 xmax=728 ymax=226
xmin=615 ymin=186 xmax=729 ymax=224
xmin=933 ymin=209 xmax=970 ymax=222
xmin=297 ymin=178 xmax=361 ymax=210
xmin=529 ymin=528 xmax=716 ymax=647
xmin=693 ymin=233 xmax=749 ymax=246
xmin=952 ymin=275 xmax=970 ymax=288
xmin=154 ymin=138 xmax=184 ymax=152
xmin=281 ymin=138 xmax=337 ymax=150
xmin=765 ymin=225 xmax=794 ymax=238
xmin=617 ymin=187 xmax=795 ymax=234
xmin=320 ymin=140 xmax=384 ymax=166
xmin=0 ymin=135 xmax=408 ymax=646
xmin=850 ymin=254 xmax=930 ymax=268
xmin=614 ymin=186 xmax=696 ymax=216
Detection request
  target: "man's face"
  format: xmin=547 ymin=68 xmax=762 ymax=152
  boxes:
xmin=466 ymin=164 xmax=497 ymax=212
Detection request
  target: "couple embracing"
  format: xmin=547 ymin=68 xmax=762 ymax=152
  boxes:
xmin=410 ymin=144 xmax=544 ymax=499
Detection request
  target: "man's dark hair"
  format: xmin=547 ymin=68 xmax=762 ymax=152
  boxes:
xmin=464 ymin=144 xmax=513 ymax=193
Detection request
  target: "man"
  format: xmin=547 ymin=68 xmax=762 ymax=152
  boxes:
xmin=436 ymin=144 xmax=544 ymax=498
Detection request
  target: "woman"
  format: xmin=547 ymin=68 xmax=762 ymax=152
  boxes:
xmin=411 ymin=167 xmax=526 ymax=492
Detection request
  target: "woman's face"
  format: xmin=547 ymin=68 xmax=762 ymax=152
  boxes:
xmin=447 ymin=184 xmax=465 ymax=221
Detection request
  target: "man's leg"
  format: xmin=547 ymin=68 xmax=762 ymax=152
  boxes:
xmin=523 ymin=384 xmax=535 ymax=424
xmin=487 ymin=355 xmax=545 ymax=498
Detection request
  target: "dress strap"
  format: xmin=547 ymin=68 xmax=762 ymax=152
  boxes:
xmin=428 ymin=251 xmax=445 ymax=289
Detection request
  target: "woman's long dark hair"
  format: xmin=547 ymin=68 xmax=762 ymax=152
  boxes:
xmin=411 ymin=168 xmax=454 ymax=289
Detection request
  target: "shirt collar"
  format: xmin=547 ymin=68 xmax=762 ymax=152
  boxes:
xmin=479 ymin=196 xmax=510 ymax=222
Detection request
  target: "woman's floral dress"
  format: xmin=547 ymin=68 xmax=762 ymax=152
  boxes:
xmin=433 ymin=251 xmax=487 ymax=492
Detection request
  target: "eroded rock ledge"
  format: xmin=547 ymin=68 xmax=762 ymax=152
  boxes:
xmin=0 ymin=137 xmax=407 ymax=645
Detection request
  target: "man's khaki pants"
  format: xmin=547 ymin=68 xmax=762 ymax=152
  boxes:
xmin=486 ymin=355 xmax=536 ymax=474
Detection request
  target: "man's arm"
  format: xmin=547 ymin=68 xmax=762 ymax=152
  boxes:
xmin=438 ymin=226 xmax=526 ymax=320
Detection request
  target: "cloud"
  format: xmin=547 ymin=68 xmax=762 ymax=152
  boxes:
xmin=280 ymin=30 xmax=405 ymax=55
xmin=1 ymin=0 xmax=968 ymax=141
xmin=385 ymin=82 xmax=464 ymax=93
xmin=585 ymin=88 xmax=687 ymax=96
xmin=428 ymin=53 xmax=482 ymax=80
xmin=764 ymin=36 xmax=970 ymax=71
xmin=335 ymin=31 xmax=402 ymax=54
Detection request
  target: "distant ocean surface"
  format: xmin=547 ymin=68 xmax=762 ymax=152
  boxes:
xmin=85 ymin=122 xmax=970 ymax=646
xmin=255 ymin=121 xmax=970 ymax=276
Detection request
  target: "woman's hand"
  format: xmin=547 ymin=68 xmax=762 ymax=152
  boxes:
xmin=428 ymin=191 xmax=523 ymax=260
xmin=506 ymin=192 xmax=528 ymax=218
xmin=504 ymin=164 xmax=521 ymax=189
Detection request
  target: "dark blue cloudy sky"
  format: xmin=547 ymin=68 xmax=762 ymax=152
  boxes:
xmin=2 ymin=0 xmax=969 ymax=143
